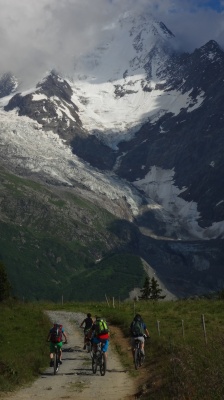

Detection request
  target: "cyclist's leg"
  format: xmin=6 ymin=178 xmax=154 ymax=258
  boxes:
xmin=49 ymin=342 xmax=55 ymax=365
xmin=92 ymin=336 xmax=100 ymax=353
xmin=101 ymin=339 xmax=109 ymax=359
xmin=57 ymin=342 xmax=63 ymax=362
xmin=138 ymin=336 xmax=145 ymax=354
xmin=84 ymin=328 xmax=90 ymax=348
xmin=131 ymin=337 xmax=136 ymax=359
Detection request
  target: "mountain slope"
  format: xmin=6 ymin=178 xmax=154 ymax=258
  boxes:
xmin=0 ymin=165 xmax=146 ymax=301
xmin=116 ymin=40 xmax=224 ymax=236
xmin=0 ymin=9 xmax=224 ymax=299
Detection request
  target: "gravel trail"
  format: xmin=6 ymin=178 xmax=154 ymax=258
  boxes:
xmin=3 ymin=311 xmax=136 ymax=400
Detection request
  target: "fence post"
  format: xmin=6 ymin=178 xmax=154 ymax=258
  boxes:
xmin=105 ymin=294 xmax=110 ymax=307
xmin=61 ymin=294 xmax=63 ymax=306
xmin=112 ymin=297 xmax=115 ymax=308
xmin=201 ymin=314 xmax=207 ymax=344
xmin=133 ymin=301 xmax=136 ymax=317
xmin=157 ymin=320 xmax=160 ymax=336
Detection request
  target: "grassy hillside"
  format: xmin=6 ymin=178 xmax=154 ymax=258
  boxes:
xmin=2 ymin=299 xmax=224 ymax=399
xmin=65 ymin=254 xmax=145 ymax=301
xmin=0 ymin=166 xmax=144 ymax=301
xmin=0 ymin=301 xmax=50 ymax=392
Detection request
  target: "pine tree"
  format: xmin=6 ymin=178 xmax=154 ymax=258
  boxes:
xmin=139 ymin=276 xmax=166 ymax=301
xmin=139 ymin=276 xmax=151 ymax=300
xmin=150 ymin=276 xmax=166 ymax=300
xmin=0 ymin=261 xmax=11 ymax=301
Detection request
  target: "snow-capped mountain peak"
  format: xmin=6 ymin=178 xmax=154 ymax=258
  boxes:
xmin=66 ymin=12 xmax=197 ymax=149
xmin=0 ymin=9 xmax=224 ymax=242
xmin=0 ymin=7 xmax=224 ymax=298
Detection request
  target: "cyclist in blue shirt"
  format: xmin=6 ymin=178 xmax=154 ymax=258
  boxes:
xmin=130 ymin=314 xmax=149 ymax=359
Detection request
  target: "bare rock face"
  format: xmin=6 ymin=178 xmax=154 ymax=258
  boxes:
xmin=4 ymin=72 xmax=83 ymax=142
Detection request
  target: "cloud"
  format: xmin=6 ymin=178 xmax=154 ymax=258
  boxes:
xmin=116 ymin=0 xmax=224 ymax=51
xmin=150 ymin=0 xmax=224 ymax=52
xmin=0 ymin=0 xmax=121 ymax=86
xmin=0 ymin=0 xmax=223 ymax=87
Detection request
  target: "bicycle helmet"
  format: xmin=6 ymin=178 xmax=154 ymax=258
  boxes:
xmin=134 ymin=314 xmax=142 ymax=321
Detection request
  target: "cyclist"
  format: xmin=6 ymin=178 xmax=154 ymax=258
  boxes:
xmin=80 ymin=313 xmax=93 ymax=349
xmin=47 ymin=322 xmax=68 ymax=367
xmin=130 ymin=314 xmax=149 ymax=360
xmin=90 ymin=316 xmax=109 ymax=359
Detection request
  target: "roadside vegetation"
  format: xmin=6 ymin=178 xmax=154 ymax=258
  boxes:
xmin=0 ymin=301 xmax=50 ymax=392
xmin=1 ymin=298 xmax=224 ymax=399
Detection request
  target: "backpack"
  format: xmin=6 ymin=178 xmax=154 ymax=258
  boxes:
xmin=130 ymin=319 xmax=144 ymax=336
xmin=50 ymin=323 xmax=63 ymax=343
xmin=95 ymin=319 xmax=109 ymax=335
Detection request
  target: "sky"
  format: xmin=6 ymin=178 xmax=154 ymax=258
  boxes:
xmin=0 ymin=0 xmax=223 ymax=86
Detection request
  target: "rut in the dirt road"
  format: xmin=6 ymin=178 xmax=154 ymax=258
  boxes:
xmin=2 ymin=311 xmax=137 ymax=400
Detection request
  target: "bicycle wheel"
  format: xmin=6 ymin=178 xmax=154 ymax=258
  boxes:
xmin=100 ymin=353 xmax=107 ymax=376
xmin=86 ymin=341 xmax=91 ymax=353
xmin=53 ymin=352 xmax=57 ymax=375
xmin=139 ymin=352 xmax=145 ymax=367
xmin=134 ymin=348 xmax=140 ymax=370
xmin=92 ymin=354 xmax=97 ymax=374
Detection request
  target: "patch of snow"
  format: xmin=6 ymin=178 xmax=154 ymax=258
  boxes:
xmin=68 ymin=13 xmax=201 ymax=149
xmin=32 ymin=93 xmax=48 ymax=101
xmin=133 ymin=166 xmax=224 ymax=239
xmin=0 ymin=109 xmax=143 ymax=216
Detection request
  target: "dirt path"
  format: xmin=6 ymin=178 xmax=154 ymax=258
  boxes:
xmin=2 ymin=311 xmax=137 ymax=400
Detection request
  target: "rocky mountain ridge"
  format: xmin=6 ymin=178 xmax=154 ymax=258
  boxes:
xmin=0 ymin=10 xmax=224 ymax=299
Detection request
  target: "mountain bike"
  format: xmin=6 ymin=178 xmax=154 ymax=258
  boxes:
xmin=82 ymin=328 xmax=92 ymax=353
xmin=133 ymin=335 xmax=148 ymax=370
xmin=49 ymin=341 xmax=67 ymax=375
xmin=92 ymin=342 xmax=107 ymax=376
xmin=85 ymin=336 xmax=92 ymax=353
xmin=52 ymin=343 xmax=61 ymax=375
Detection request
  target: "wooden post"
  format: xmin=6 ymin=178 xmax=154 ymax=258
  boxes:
xmin=157 ymin=320 xmax=160 ymax=336
xmin=61 ymin=294 xmax=64 ymax=305
xmin=182 ymin=319 xmax=185 ymax=339
xmin=133 ymin=301 xmax=136 ymax=317
xmin=201 ymin=314 xmax=207 ymax=344
xmin=112 ymin=297 xmax=115 ymax=308
xmin=105 ymin=294 xmax=110 ymax=307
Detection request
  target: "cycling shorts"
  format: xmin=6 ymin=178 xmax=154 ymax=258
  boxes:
xmin=92 ymin=337 xmax=109 ymax=352
xmin=131 ymin=336 xmax=145 ymax=347
xmin=50 ymin=341 xmax=63 ymax=353
xmin=84 ymin=328 xmax=92 ymax=337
